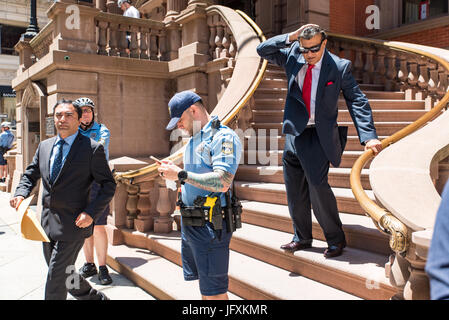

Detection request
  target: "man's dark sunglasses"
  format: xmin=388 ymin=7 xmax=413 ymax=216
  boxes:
xmin=298 ymin=38 xmax=325 ymax=53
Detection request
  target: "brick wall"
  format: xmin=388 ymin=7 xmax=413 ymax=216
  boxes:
xmin=389 ymin=25 xmax=449 ymax=48
xmin=329 ymin=0 xmax=375 ymax=36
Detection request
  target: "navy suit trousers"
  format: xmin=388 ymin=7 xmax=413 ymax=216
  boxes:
xmin=283 ymin=128 xmax=346 ymax=246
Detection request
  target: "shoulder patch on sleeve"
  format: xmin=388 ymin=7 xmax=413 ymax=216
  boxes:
xmin=222 ymin=141 xmax=234 ymax=155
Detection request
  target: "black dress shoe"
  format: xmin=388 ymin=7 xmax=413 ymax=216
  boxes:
xmin=324 ymin=242 xmax=346 ymax=258
xmin=280 ymin=241 xmax=312 ymax=252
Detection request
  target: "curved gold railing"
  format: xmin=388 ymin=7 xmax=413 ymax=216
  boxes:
xmin=114 ymin=7 xmax=267 ymax=184
xmin=336 ymin=35 xmax=449 ymax=254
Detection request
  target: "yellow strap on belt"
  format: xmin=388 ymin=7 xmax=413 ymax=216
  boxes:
xmin=204 ymin=196 xmax=218 ymax=222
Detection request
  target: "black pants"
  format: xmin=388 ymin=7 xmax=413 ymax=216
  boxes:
xmin=42 ymin=239 xmax=103 ymax=300
xmin=283 ymin=128 xmax=346 ymax=246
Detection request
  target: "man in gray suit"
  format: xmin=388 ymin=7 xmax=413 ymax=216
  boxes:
xmin=10 ymin=99 xmax=116 ymax=300
xmin=256 ymin=24 xmax=382 ymax=258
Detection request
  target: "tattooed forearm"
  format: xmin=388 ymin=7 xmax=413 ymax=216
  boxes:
xmin=185 ymin=169 xmax=234 ymax=192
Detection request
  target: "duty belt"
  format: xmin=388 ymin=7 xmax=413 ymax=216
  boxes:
xmin=178 ymin=190 xmax=242 ymax=232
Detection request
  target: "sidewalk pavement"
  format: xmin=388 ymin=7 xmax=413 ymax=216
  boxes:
xmin=0 ymin=190 xmax=155 ymax=300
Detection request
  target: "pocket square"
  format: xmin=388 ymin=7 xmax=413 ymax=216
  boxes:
xmin=326 ymin=81 xmax=334 ymax=86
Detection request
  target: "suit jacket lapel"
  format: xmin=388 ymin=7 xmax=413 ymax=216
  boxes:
xmin=288 ymin=55 xmax=305 ymax=103
xmin=315 ymin=50 xmax=331 ymax=112
xmin=44 ymin=137 xmax=57 ymax=184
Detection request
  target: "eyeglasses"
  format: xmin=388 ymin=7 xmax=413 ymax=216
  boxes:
xmin=81 ymin=108 xmax=93 ymax=114
xmin=299 ymin=39 xmax=325 ymax=54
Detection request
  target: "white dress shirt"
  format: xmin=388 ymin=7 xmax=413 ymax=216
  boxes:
xmin=297 ymin=53 xmax=324 ymax=126
xmin=123 ymin=6 xmax=141 ymax=18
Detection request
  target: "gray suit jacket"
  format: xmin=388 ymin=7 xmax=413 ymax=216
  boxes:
xmin=14 ymin=133 xmax=116 ymax=241
xmin=256 ymin=33 xmax=378 ymax=167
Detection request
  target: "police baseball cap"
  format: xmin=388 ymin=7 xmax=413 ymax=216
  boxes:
xmin=166 ymin=91 xmax=202 ymax=130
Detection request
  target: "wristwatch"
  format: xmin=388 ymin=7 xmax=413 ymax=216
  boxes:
xmin=178 ymin=170 xmax=188 ymax=183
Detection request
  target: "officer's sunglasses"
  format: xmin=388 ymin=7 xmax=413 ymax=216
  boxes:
xmin=299 ymin=38 xmax=325 ymax=54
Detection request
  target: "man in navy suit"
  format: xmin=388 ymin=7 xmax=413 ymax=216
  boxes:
xmin=256 ymin=24 xmax=382 ymax=258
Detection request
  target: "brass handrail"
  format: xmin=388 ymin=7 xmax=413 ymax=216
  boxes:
xmin=114 ymin=9 xmax=268 ymax=183
xmin=338 ymin=34 xmax=449 ymax=254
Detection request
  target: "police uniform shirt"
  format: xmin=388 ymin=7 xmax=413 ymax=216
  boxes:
xmin=182 ymin=116 xmax=242 ymax=208
xmin=79 ymin=122 xmax=110 ymax=161
xmin=0 ymin=130 xmax=14 ymax=149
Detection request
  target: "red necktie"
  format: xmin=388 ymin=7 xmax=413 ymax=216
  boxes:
xmin=302 ymin=64 xmax=315 ymax=119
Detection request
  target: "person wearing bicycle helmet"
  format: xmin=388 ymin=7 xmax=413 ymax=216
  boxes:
xmin=74 ymin=97 xmax=113 ymax=285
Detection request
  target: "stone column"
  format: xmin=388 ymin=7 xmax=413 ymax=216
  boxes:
xmin=14 ymin=40 xmax=33 ymax=73
xmin=362 ymin=46 xmax=375 ymax=84
xmin=165 ymin=22 xmax=182 ymax=61
xmin=165 ymin=0 xmax=188 ymax=21
xmin=134 ymin=181 xmax=155 ymax=232
xmin=47 ymin=1 xmax=99 ymax=54
xmin=125 ymin=183 xmax=139 ymax=229
xmin=173 ymin=3 xmax=210 ymax=101
xmin=96 ymin=0 xmax=107 ymax=11
xmin=404 ymin=255 xmax=430 ymax=300
xmin=154 ymin=178 xmax=175 ymax=233
xmin=402 ymin=231 xmax=431 ymax=300
xmin=385 ymin=252 xmax=410 ymax=300
xmin=384 ymin=51 xmax=398 ymax=91
xmin=406 ymin=56 xmax=419 ymax=100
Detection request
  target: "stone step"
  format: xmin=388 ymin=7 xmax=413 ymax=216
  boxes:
xmin=107 ymin=243 xmax=242 ymax=300
xmin=234 ymin=181 xmax=375 ymax=215
xmin=243 ymin=134 xmax=387 ymax=152
xmin=251 ymin=121 xmax=413 ymax=136
xmin=240 ymin=201 xmax=391 ymax=255
xmin=359 ymin=83 xmax=384 ymax=91
xmin=254 ymin=87 xmax=288 ymax=100
xmin=262 ymin=69 xmax=286 ymax=80
xmin=258 ymin=78 xmax=287 ymax=89
xmin=110 ymin=229 xmax=359 ymax=300
xmin=339 ymin=99 xmax=425 ymax=110
xmin=254 ymin=98 xmax=421 ymax=111
xmin=231 ymin=223 xmax=397 ymax=300
xmin=236 ymin=165 xmax=371 ymax=189
xmin=243 ymin=150 xmax=372 ymax=168
xmin=353 ymin=91 xmax=406 ymax=100
xmin=266 ymin=64 xmax=285 ymax=72
xmin=251 ymin=109 xmax=426 ymax=123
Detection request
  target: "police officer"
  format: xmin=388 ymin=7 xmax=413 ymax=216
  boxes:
xmin=0 ymin=121 xmax=14 ymax=183
xmin=73 ymin=97 xmax=113 ymax=285
xmin=158 ymin=90 xmax=242 ymax=300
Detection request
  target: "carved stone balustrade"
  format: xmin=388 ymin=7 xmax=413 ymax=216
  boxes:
xmin=326 ymin=35 xmax=449 ymax=106
xmin=207 ymin=12 xmax=236 ymax=61
xmin=95 ymin=12 xmax=167 ymax=60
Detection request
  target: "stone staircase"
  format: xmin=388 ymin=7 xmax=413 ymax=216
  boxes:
xmin=106 ymin=63 xmax=426 ymax=300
